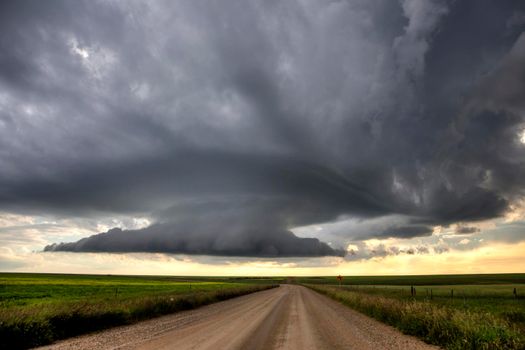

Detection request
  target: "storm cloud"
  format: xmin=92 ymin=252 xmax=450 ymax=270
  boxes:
xmin=1 ymin=0 xmax=525 ymax=257
xmin=44 ymin=226 xmax=345 ymax=258
xmin=455 ymin=226 xmax=480 ymax=235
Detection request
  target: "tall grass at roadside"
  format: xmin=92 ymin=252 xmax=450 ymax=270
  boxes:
xmin=0 ymin=284 xmax=277 ymax=349
xmin=307 ymin=284 xmax=525 ymax=350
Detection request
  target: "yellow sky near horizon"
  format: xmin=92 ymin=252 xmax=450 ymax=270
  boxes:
xmin=6 ymin=240 xmax=524 ymax=277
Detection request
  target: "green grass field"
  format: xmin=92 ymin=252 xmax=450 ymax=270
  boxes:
xmin=3 ymin=273 xmax=525 ymax=349
xmin=0 ymin=273 xmax=277 ymax=349
xmin=302 ymin=274 xmax=525 ymax=350
xmin=297 ymin=273 xmax=525 ymax=285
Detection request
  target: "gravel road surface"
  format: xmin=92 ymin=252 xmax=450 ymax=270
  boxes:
xmin=37 ymin=285 xmax=439 ymax=350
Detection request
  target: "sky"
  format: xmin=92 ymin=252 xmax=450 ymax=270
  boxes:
xmin=1 ymin=0 xmax=525 ymax=276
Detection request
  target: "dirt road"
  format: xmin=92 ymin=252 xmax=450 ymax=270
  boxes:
xmin=38 ymin=285 xmax=438 ymax=350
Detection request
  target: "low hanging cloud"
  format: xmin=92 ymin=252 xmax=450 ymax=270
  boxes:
xmin=369 ymin=225 xmax=434 ymax=239
xmin=44 ymin=225 xmax=344 ymax=257
xmin=0 ymin=1 xmax=524 ymax=258
xmin=345 ymin=242 xmax=444 ymax=261
xmin=44 ymin=198 xmax=346 ymax=257
xmin=455 ymin=226 xmax=481 ymax=234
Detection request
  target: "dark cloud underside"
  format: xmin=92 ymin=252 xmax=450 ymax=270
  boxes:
xmin=44 ymin=226 xmax=345 ymax=257
xmin=0 ymin=0 xmax=524 ymax=256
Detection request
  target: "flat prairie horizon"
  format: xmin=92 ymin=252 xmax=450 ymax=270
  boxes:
xmin=2 ymin=272 xmax=525 ymax=349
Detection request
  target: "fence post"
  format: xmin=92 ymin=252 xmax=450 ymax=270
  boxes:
xmin=430 ymin=289 xmax=433 ymax=300
xmin=514 ymin=287 xmax=517 ymax=298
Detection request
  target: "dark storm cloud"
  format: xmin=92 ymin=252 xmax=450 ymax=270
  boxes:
xmin=455 ymin=226 xmax=480 ymax=235
xmin=43 ymin=197 xmax=347 ymax=257
xmin=373 ymin=225 xmax=433 ymax=239
xmin=44 ymin=225 xmax=345 ymax=258
xmin=0 ymin=152 xmax=389 ymax=218
xmin=0 ymin=0 xmax=525 ymax=256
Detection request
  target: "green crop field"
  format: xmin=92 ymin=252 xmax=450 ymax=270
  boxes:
xmin=301 ymin=274 xmax=525 ymax=350
xmin=0 ymin=273 xmax=277 ymax=349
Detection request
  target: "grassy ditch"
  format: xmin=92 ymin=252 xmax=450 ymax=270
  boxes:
xmin=307 ymin=284 xmax=525 ymax=350
xmin=0 ymin=273 xmax=277 ymax=349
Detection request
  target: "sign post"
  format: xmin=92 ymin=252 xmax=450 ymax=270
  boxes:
xmin=336 ymin=275 xmax=343 ymax=287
